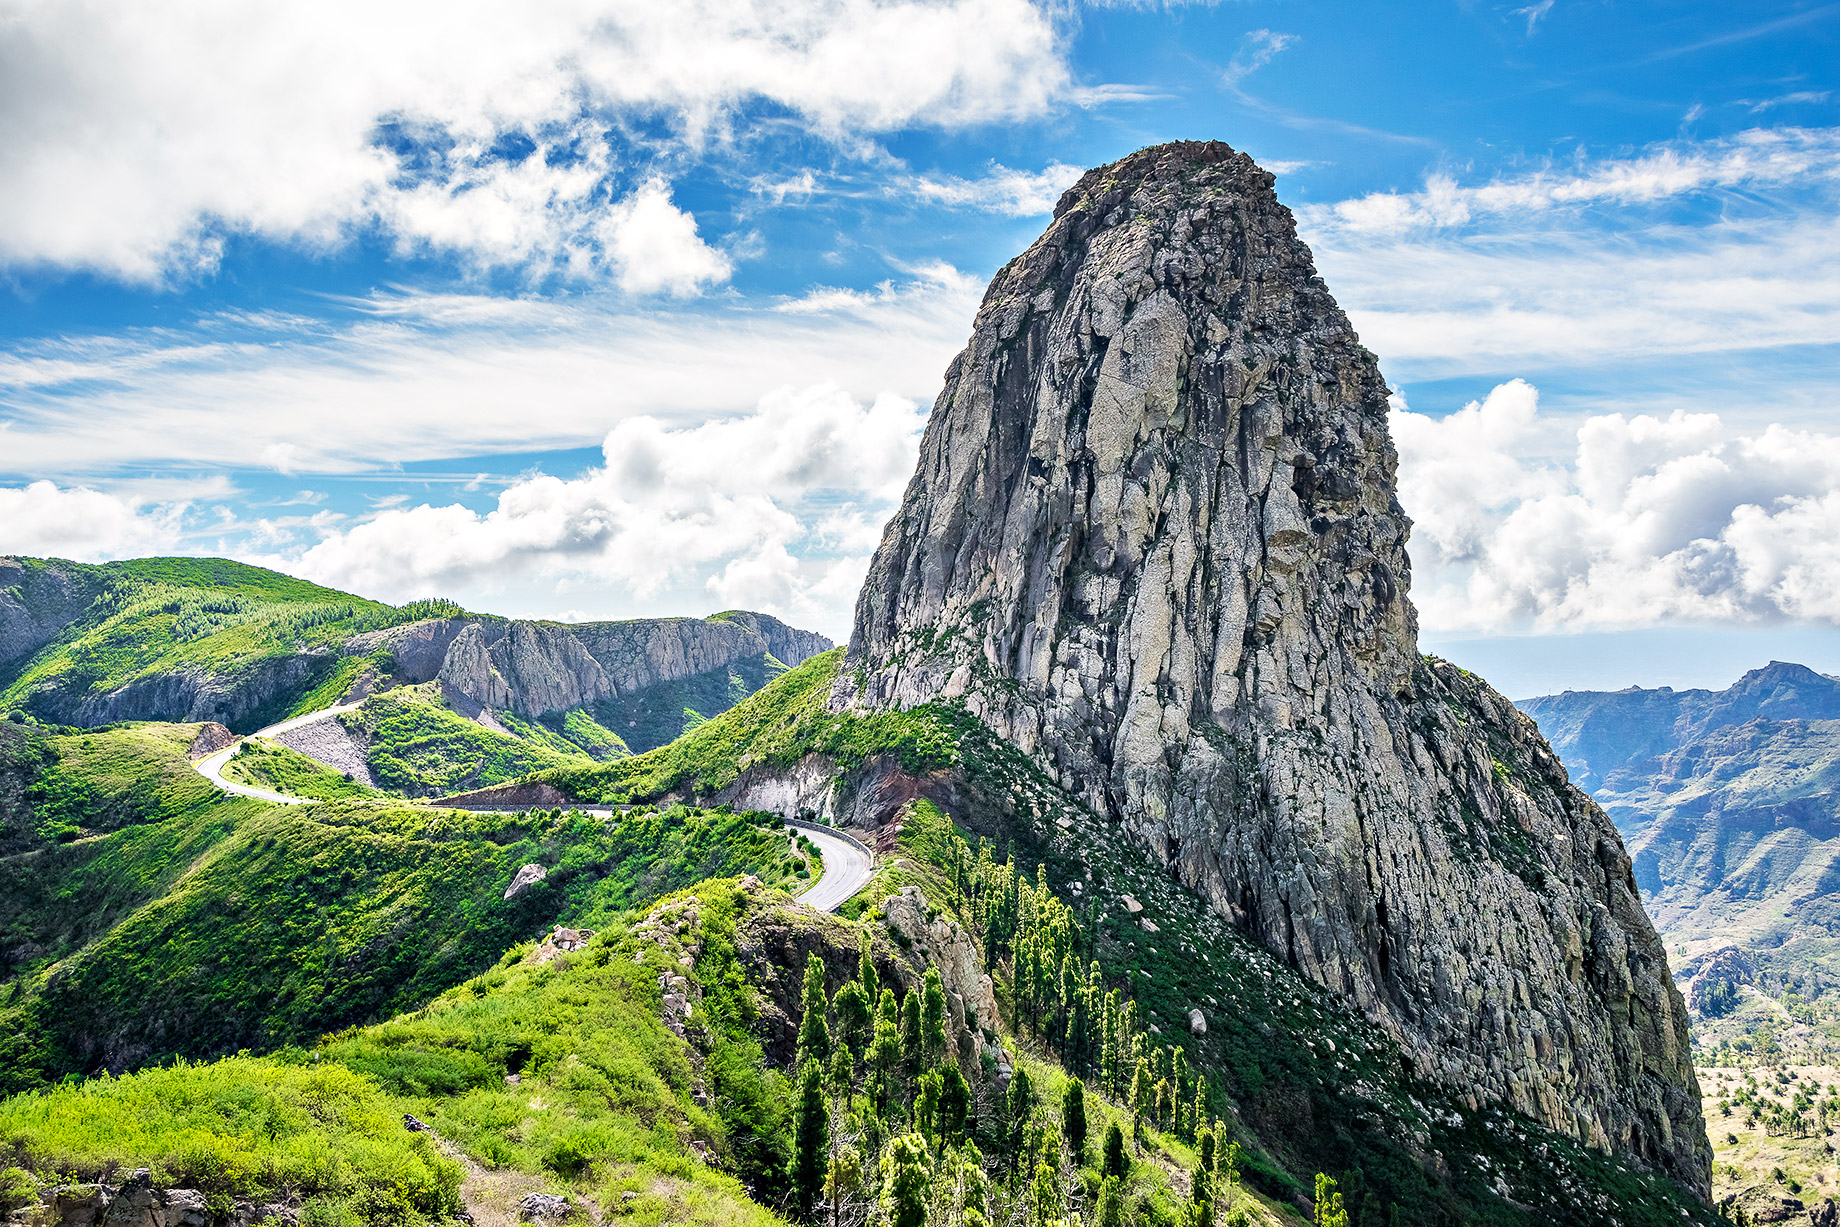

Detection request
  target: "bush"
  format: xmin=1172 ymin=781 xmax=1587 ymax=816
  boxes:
xmin=0 ymin=1168 xmax=38 ymax=1214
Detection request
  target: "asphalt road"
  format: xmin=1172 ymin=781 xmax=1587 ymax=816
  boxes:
xmin=190 ymin=706 xmax=874 ymax=912
xmin=792 ymin=824 xmax=875 ymax=913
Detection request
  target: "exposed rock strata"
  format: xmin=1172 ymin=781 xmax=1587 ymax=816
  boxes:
xmin=833 ymin=141 xmax=1709 ymax=1192
xmin=369 ymin=611 xmax=831 ymax=718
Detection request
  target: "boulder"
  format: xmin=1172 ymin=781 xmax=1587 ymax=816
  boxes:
xmin=503 ymin=863 xmax=548 ymax=900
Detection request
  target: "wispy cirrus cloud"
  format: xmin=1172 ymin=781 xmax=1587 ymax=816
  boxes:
xmin=1298 ymin=127 xmax=1840 ymax=376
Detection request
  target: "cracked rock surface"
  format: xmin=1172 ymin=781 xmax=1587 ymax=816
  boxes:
xmin=834 ymin=140 xmax=1708 ymax=1194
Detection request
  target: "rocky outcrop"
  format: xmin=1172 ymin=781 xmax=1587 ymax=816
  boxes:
xmin=572 ymin=612 xmax=828 ymax=694
xmin=881 ymin=883 xmax=1000 ymax=1041
xmin=376 ymin=612 xmax=830 ymax=720
xmin=833 ymin=142 xmax=1708 ymax=1193
xmin=23 ymin=1170 xmax=291 ymax=1227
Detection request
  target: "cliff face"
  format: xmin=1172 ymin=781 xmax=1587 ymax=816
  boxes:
xmin=835 ymin=142 xmax=1709 ymax=1192
xmin=363 ymin=611 xmax=832 ymax=719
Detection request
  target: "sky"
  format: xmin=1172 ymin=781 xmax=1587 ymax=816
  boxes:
xmin=2 ymin=0 xmax=1838 ymax=698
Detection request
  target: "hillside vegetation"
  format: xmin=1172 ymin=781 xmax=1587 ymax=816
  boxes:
xmin=0 ymin=718 xmax=811 ymax=1092
xmin=1 ymin=555 xmax=462 ymax=731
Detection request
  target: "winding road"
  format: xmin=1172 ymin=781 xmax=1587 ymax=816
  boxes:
xmin=189 ymin=706 xmax=874 ymax=912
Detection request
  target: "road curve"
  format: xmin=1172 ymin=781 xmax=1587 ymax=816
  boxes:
xmin=791 ymin=823 xmax=875 ymax=913
xmin=192 ymin=702 xmax=367 ymax=806
xmin=191 ymin=704 xmax=875 ymax=912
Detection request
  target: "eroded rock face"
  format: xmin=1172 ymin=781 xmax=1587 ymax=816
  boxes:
xmin=881 ymin=884 xmax=1000 ymax=1043
xmin=393 ymin=612 xmax=832 ymax=718
xmin=834 ymin=141 xmax=1709 ymax=1193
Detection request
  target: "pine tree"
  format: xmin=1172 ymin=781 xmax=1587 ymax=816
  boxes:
xmin=1129 ymin=1057 xmax=1150 ymax=1148
xmin=881 ymin=1133 xmax=930 ymax=1227
xmin=939 ymin=1063 xmax=971 ymax=1147
xmin=1061 ymin=1077 xmax=1088 ymax=1163
xmin=827 ymin=1042 xmax=854 ymax=1101
xmin=789 ymin=1059 xmax=829 ymax=1222
xmin=870 ymin=988 xmax=902 ymax=1112
xmin=921 ymin=966 xmax=949 ymax=1067
xmin=1102 ymin=1120 xmax=1129 ymax=1180
xmin=834 ymin=979 xmax=873 ymax=1057
xmin=1190 ymin=1162 xmax=1215 ymax=1227
xmin=899 ymin=986 xmax=924 ymax=1075
xmin=797 ymin=954 xmax=831 ymax=1070
xmin=858 ymin=929 xmax=879 ymax=1001
xmin=1096 ymin=1176 xmax=1125 ymax=1227
xmin=1029 ymin=1160 xmax=1061 ymax=1227
xmin=916 ymin=1069 xmax=943 ymax=1153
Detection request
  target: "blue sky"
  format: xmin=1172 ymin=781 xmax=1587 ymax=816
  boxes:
xmin=2 ymin=0 xmax=1838 ymax=697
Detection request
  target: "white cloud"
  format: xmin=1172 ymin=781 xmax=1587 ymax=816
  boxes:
xmin=268 ymin=384 xmax=923 ymax=634
xmin=0 ymin=270 xmax=984 ymax=478
xmin=1311 ymin=127 xmax=1840 ymax=237
xmin=1512 ymin=0 xmax=1554 ymax=36
xmin=1223 ymin=29 xmax=1297 ymax=86
xmin=904 ymin=161 xmax=1086 ymax=216
xmin=1395 ymin=380 xmax=1840 ymax=632
xmin=0 ymin=481 xmax=188 ymax=561
xmin=1297 ymin=127 xmax=1840 ymax=373
xmin=0 ymin=0 xmax=1070 ymax=283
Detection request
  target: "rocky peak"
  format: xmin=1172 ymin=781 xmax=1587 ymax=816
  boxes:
xmin=835 ymin=141 xmax=1709 ymax=1193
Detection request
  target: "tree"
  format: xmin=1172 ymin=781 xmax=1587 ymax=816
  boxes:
xmin=789 ymin=1060 xmax=829 ymax=1222
xmin=834 ymin=979 xmax=873 ymax=1056
xmin=1029 ymin=1160 xmax=1061 ymax=1227
xmin=881 ymin=1133 xmax=931 ymax=1227
xmin=1062 ymin=1078 xmax=1088 ymax=1163
xmin=939 ymin=1064 xmax=971 ymax=1147
xmin=870 ymin=988 xmax=902 ymax=1112
xmin=798 ymin=954 xmax=831 ymax=1070
xmin=900 ymin=987 xmax=924 ymax=1075
xmin=917 ymin=1070 xmax=944 ymax=1152
xmin=921 ymin=966 xmax=950 ymax=1067
xmin=1314 ymin=1174 xmax=1348 ymax=1227
xmin=1130 ymin=1058 xmax=1150 ymax=1148
xmin=825 ymin=1142 xmax=864 ymax=1227
xmin=858 ymin=929 xmax=879 ymax=1002
xmin=1102 ymin=1121 xmax=1129 ymax=1181
xmin=1096 ymin=1177 xmax=1125 ymax=1227
xmin=1190 ymin=1162 xmax=1215 ymax=1227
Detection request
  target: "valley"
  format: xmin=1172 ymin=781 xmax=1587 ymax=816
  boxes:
xmin=0 ymin=140 xmax=1756 ymax=1227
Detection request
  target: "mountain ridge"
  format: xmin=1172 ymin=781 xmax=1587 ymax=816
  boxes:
xmin=831 ymin=139 xmax=1708 ymax=1192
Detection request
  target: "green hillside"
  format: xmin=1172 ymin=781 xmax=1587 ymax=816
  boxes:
xmin=0 ymin=718 xmax=811 ymax=1091
xmin=1 ymin=555 xmax=461 ymax=731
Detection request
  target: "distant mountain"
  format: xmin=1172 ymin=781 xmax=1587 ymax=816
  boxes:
xmin=0 ymin=555 xmax=832 ymax=778
xmin=1521 ymin=661 xmax=1840 ymax=794
xmin=1522 ymin=663 xmax=1840 ymax=1037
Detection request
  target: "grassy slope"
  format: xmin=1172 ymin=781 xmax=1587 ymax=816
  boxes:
xmin=0 ymin=720 xmax=808 ymax=1092
xmin=342 ymin=686 xmax=587 ymax=797
xmin=0 ymin=902 xmax=776 ymax=1227
xmin=223 ymin=739 xmax=378 ymax=801
xmin=539 ymin=650 xmax=1720 ymax=1226
xmin=588 ymin=652 xmax=789 ymax=754
xmin=1 ymin=556 xmax=462 ymax=730
xmin=543 ymin=648 xmax=958 ymax=806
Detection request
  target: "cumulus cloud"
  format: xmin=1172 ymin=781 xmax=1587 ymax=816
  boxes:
xmin=273 ymin=384 xmax=923 ymax=631
xmin=0 ymin=0 xmax=1069 ymax=283
xmin=1395 ymin=380 xmax=1840 ymax=632
xmin=0 ymin=481 xmax=188 ymax=561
